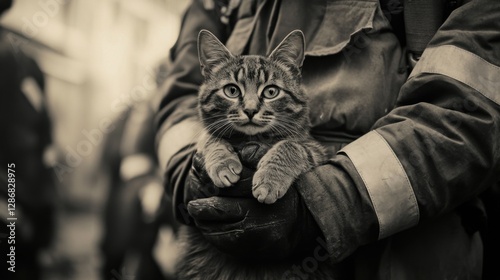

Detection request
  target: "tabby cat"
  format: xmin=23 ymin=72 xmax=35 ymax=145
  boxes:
xmin=197 ymin=29 xmax=327 ymax=204
xmin=177 ymin=30 xmax=332 ymax=279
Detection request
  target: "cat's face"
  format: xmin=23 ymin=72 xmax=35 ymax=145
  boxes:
xmin=197 ymin=30 xmax=308 ymax=137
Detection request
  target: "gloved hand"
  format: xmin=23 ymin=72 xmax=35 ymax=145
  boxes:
xmin=168 ymin=141 xmax=379 ymax=263
xmin=187 ymin=149 xmax=381 ymax=263
xmin=184 ymin=141 xmax=323 ymax=260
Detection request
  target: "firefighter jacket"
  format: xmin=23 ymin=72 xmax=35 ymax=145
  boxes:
xmin=155 ymin=0 xmax=499 ymax=278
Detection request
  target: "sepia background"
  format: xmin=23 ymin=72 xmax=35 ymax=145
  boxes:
xmin=1 ymin=0 xmax=189 ymax=279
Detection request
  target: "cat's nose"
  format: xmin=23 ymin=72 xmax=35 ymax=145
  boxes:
xmin=243 ymin=109 xmax=257 ymax=119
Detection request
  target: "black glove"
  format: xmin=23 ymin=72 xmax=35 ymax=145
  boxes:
xmin=184 ymin=142 xmax=323 ymax=260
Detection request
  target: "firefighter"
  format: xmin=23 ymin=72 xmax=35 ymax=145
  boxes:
xmin=155 ymin=0 xmax=499 ymax=278
xmin=1 ymin=1 xmax=56 ymax=279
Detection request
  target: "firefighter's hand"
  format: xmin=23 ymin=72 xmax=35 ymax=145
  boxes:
xmin=184 ymin=142 xmax=322 ymax=259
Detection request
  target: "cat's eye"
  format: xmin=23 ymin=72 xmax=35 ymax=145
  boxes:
xmin=262 ymin=86 xmax=280 ymax=99
xmin=223 ymin=84 xmax=241 ymax=98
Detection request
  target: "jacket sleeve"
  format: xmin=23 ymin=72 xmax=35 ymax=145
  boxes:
xmin=154 ymin=0 xmax=228 ymax=180
xmin=300 ymin=0 xmax=500 ymax=250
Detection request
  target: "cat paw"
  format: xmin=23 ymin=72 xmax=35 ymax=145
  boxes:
xmin=252 ymin=184 xmax=280 ymax=204
xmin=252 ymin=171 xmax=287 ymax=204
xmin=207 ymin=158 xmax=243 ymax=188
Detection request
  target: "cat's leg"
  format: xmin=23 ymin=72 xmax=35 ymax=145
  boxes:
xmin=252 ymin=140 xmax=326 ymax=204
xmin=200 ymin=136 xmax=243 ymax=188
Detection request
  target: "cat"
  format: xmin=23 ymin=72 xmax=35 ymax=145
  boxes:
xmin=176 ymin=30 xmax=333 ymax=280
xmin=196 ymin=29 xmax=327 ymax=204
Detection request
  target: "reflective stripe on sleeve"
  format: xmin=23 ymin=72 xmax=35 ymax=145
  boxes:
xmin=409 ymin=45 xmax=500 ymax=106
xmin=157 ymin=119 xmax=203 ymax=171
xmin=339 ymin=130 xmax=420 ymax=239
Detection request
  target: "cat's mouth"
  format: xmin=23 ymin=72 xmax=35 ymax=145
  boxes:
xmin=233 ymin=121 xmax=269 ymax=135
xmin=240 ymin=121 xmax=264 ymax=127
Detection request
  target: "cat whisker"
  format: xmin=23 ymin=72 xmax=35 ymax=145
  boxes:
xmin=218 ymin=123 xmax=234 ymax=139
xmin=185 ymin=118 xmax=230 ymax=146
xmin=210 ymin=122 xmax=230 ymax=134
xmin=219 ymin=125 xmax=231 ymax=136
xmin=278 ymin=116 xmax=306 ymax=126
xmin=211 ymin=122 xmax=233 ymax=139
xmin=261 ymin=115 xmax=275 ymax=120
xmin=269 ymin=126 xmax=286 ymax=139
xmin=272 ymin=122 xmax=301 ymax=139
xmin=275 ymin=118 xmax=308 ymax=134
xmin=203 ymin=123 xmax=230 ymax=135
xmin=268 ymin=122 xmax=289 ymax=138
xmin=199 ymin=114 xmax=230 ymax=121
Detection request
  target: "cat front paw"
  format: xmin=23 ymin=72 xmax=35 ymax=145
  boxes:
xmin=207 ymin=157 xmax=243 ymax=188
xmin=252 ymin=170 xmax=289 ymax=204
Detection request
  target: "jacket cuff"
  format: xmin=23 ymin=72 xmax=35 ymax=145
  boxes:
xmin=295 ymin=159 xmax=379 ymax=262
xmin=166 ymin=144 xmax=196 ymax=225
xmin=339 ymin=130 xmax=420 ymax=239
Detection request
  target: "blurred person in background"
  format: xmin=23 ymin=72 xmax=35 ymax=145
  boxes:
xmin=100 ymin=61 xmax=180 ymax=280
xmin=0 ymin=0 xmax=57 ymax=279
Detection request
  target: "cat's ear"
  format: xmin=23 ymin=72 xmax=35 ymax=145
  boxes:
xmin=198 ymin=29 xmax=233 ymax=77
xmin=269 ymin=30 xmax=305 ymax=69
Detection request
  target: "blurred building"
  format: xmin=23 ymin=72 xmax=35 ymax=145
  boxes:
xmin=1 ymin=0 xmax=186 ymax=203
xmin=1 ymin=1 xmax=187 ymax=279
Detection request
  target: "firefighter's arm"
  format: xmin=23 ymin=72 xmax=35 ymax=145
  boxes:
xmin=297 ymin=0 xmax=500 ymax=261
xmin=155 ymin=0 xmax=228 ymax=204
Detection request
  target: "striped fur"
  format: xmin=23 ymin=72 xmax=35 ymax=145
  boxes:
xmin=177 ymin=30 xmax=331 ymax=279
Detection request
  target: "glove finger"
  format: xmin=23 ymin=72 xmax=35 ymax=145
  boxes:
xmin=188 ymin=196 xmax=272 ymax=221
xmin=188 ymin=192 xmax=296 ymax=223
xmin=184 ymin=171 xmax=219 ymax=204
xmin=187 ymin=197 xmax=246 ymax=222
xmin=239 ymin=142 xmax=271 ymax=168
xmin=190 ymin=195 xmax=299 ymax=259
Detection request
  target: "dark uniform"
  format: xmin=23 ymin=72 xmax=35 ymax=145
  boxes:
xmin=155 ymin=0 xmax=500 ymax=279
xmin=0 ymin=27 xmax=55 ymax=279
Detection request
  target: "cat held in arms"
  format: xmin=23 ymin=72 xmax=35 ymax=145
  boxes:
xmin=176 ymin=29 xmax=335 ymax=279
